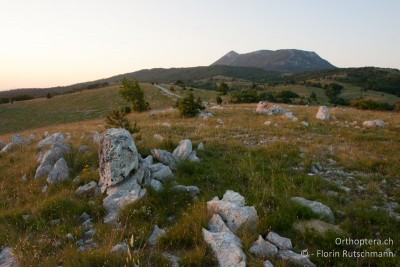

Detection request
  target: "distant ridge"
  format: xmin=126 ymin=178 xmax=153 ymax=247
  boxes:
xmin=212 ymin=49 xmax=336 ymax=72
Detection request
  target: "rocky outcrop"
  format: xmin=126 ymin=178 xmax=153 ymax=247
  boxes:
xmin=152 ymin=139 xmax=200 ymax=169
xmin=316 ymin=106 xmax=330 ymax=120
xmin=256 ymin=103 xmax=292 ymax=116
xmin=291 ymin=197 xmax=335 ymax=223
xmin=47 ymin=158 xmax=69 ymax=184
xmin=98 ymin=128 xmax=139 ymax=193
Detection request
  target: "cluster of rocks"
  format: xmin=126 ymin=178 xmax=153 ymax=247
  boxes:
xmin=0 ymin=133 xmax=35 ymax=153
xmin=362 ymin=119 xmax=387 ymax=127
xmin=256 ymin=102 xmax=298 ymax=121
xmin=98 ymin=128 xmax=200 ymax=224
xmin=308 ymin=161 xmax=400 ymax=221
xmin=67 ymin=212 xmax=99 ymax=251
xmin=35 ymin=133 xmax=70 ymax=184
xmin=202 ymin=190 xmax=315 ymax=267
xmin=0 ymin=246 xmax=19 ymax=267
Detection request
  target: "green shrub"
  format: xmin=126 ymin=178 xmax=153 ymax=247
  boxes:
xmin=105 ymin=108 xmax=140 ymax=134
xmin=178 ymin=93 xmax=204 ymax=117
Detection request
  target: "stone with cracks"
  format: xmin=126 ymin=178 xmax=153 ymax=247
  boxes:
xmin=316 ymin=106 xmax=330 ymax=120
xmin=38 ymin=132 xmax=64 ymax=150
xmin=291 ymin=197 xmax=335 ymax=223
xmin=277 ymin=250 xmax=316 ymax=267
xmin=47 ymin=158 xmax=69 ymax=184
xmin=75 ymin=181 xmax=98 ymax=196
xmin=98 ymin=128 xmax=139 ymax=193
xmin=147 ymin=225 xmax=166 ymax=246
xmin=202 ymin=228 xmax=246 ymax=267
xmin=173 ymin=139 xmax=193 ymax=160
xmin=207 ymin=190 xmax=258 ymax=233
xmin=148 ymin=163 xmax=173 ymax=182
xmin=151 ymin=149 xmax=178 ymax=170
xmin=35 ymin=142 xmax=70 ymax=179
xmin=0 ymin=246 xmax=19 ymax=267
xmin=249 ymin=235 xmax=278 ymax=258
xmin=266 ymin=231 xmax=293 ymax=250
xmin=103 ymin=178 xmax=146 ymax=223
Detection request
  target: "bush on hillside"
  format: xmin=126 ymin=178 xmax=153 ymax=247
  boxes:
xmin=349 ymin=99 xmax=394 ymax=111
xmin=178 ymin=93 xmax=205 ymax=117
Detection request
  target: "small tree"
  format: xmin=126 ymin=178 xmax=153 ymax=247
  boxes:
xmin=119 ymin=78 xmax=150 ymax=112
xmin=216 ymin=96 xmax=223 ymax=105
xmin=178 ymin=93 xmax=205 ymax=117
xmin=105 ymin=108 xmax=139 ymax=134
xmin=217 ymin=82 xmax=229 ymax=95
xmin=310 ymin=91 xmax=317 ymax=102
xmin=46 ymin=93 xmax=52 ymax=99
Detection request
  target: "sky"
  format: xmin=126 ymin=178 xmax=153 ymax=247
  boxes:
xmin=1 ymin=0 xmax=399 ymax=90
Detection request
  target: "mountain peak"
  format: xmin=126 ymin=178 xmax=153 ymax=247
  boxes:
xmin=212 ymin=49 xmax=336 ymax=72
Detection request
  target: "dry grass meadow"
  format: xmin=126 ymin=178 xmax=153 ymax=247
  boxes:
xmin=0 ymin=84 xmax=399 ymax=266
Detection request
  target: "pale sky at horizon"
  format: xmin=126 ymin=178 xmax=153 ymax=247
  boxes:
xmin=1 ymin=0 xmax=399 ymax=91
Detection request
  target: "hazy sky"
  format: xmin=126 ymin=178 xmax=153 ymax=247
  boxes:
xmin=1 ymin=0 xmax=399 ymax=90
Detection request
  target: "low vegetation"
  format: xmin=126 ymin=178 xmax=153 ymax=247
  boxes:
xmin=0 ymin=82 xmax=399 ymax=266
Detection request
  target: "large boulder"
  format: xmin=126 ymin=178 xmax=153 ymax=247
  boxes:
xmin=38 ymin=132 xmax=64 ymax=150
xmin=98 ymin=128 xmax=140 ymax=193
xmin=291 ymin=197 xmax=335 ymax=223
xmin=35 ymin=142 xmax=70 ymax=179
xmin=47 ymin=158 xmax=69 ymax=184
xmin=0 ymin=246 xmax=19 ymax=267
xmin=202 ymin=228 xmax=246 ymax=267
xmin=207 ymin=190 xmax=258 ymax=233
xmin=316 ymin=106 xmax=330 ymax=120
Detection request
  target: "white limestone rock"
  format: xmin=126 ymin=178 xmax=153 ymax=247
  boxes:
xmin=316 ymin=106 xmax=330 ymax=120
xmin=47 ymin=158 xmax=69 ymax=184
xmin=207 ymin=190 xmax=258 ymax=233
xmin=250 ymin=235 xmax=278 ymax=258
xmin=75 ymin=181 xmax=98 ymax=196
xmin=151 ymin=149 xmax=178 ymax=170
xmin=38 ymin=132 xmax=64 ymax=150
xmin=0 ymin=247 xmax=19 ymax=267
xmin=202 ymin=228 xmax=246 ymax=267
xmin=291 ymin=197 xmax=335 ymax=223
xmin=266 ymin=231 xmax=293 ymax=250
xmin=98 ymin=128 xmax=140 ymax=193
xmin=147 ymin=225 xmax=166 ymax=246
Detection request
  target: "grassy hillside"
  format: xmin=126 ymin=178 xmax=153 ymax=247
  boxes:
xmin=0 ymin=86 xmax=399 ymax=266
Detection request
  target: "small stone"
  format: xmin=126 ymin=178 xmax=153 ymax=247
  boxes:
xmin=150 ymin=179 xmax=164 ymax=192
xmin=162 ymin=252 xmax=180 ymax=267
xmin=50 ymin=219 xmax=61 ymax=225
xmin=78 ymin=145 xmax=90 ymax=153
xmin=291 ymin=197 xmax=335 ymax=223
xmin=21 ymin=174 xmax=28 ymax=182
xmin=197 ymin=142 xmax=204 ymax=150
xmin=264 ymin=260 xmax=274 ymax=267
xmin=264 ymin=121 xmax=271 ymax=126
xmin=110 ymin=242 xmax=129 ymax=254
xmin=83 ymin=229 xmax=96 ymax=239
xmin=153 ymin=134 xmax=164 ymax=141
xmin=147 ymin=225 xmax=166 ymax=246
xmin=266 ymin=231 xmax=292 ymax=250
xmin=66 ymin=233 xmax=74 ymax=241
xmin=75 ymin=181 xmax=97 ymax=196
xmin=277 ymin=250 xmax=316 ymax=267
xmin=250 ymin=235 xmax=278 ymax=258
xmin=80 ymin=212 xmax=91 ymax=222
